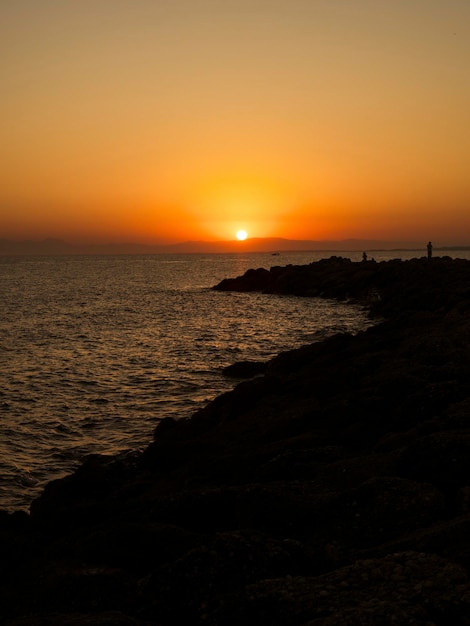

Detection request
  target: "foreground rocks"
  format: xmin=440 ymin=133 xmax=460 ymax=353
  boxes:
xmin=2 ymin=256 xmax=470 ymax=624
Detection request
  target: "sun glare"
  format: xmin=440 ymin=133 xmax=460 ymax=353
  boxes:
xmin=236 ymin=230 xmax=248 ymax=241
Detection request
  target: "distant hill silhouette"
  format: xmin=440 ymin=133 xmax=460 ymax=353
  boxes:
xmin=0 ymin=237 xmax=437 ymax=256
xmin=161 ymin=237 xmax=425 ymax=254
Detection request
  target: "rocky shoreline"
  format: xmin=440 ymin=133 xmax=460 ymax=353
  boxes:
xmin=2 ymin=256 xmax=470 ymax=625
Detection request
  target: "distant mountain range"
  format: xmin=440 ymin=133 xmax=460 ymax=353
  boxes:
xmin=0 ymin=237 xmax=465 ymax=256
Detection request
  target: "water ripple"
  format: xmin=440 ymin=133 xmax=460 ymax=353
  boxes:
xmin=0 ymin=252 xmax=374 ymax=511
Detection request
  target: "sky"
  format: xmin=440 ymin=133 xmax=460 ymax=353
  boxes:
xmin=1 ymin=0 xmax=470 ymax=246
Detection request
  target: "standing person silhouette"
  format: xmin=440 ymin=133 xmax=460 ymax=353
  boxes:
xmin=427 ymin=241 xmax=433 ymax=260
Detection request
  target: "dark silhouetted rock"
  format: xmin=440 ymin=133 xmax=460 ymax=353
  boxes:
xmin=222 ymin=360 xmax=267 ymax=378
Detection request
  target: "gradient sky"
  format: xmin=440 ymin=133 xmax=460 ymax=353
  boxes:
xmin=1 ymin=0 xmax=470 ymax=245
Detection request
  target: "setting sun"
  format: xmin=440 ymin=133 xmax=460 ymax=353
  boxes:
xmin=236 ymin=230 xmax=248 ymax=241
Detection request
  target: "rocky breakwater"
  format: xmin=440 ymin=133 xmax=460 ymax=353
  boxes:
xmin=2 ymin=256 xmax=470 ymax=625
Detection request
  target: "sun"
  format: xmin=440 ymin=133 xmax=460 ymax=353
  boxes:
xmin=236 ymin=230 xmax=248 ymax=241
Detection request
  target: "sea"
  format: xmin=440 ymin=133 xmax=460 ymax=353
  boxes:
xmin=1 ymin=248 xmax=468 ymax=512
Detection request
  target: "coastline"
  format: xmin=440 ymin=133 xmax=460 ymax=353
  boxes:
xmin=2 ymin=256 xmax=470 ymax=624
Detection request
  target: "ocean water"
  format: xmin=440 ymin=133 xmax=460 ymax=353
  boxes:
xmin=0 ymin=248 xmax=467 ymax=512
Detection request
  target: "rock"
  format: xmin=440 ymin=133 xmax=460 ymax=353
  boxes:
xmin=222 ymin=552 xmax=470 ymax=626
xmin=398 ymin=431 xmax=470 ymax=492
xmin=2 ymin=612 xmax=146 ymax=625
xmin=222 ymin=360 xmax=267 ymax=379
xmin=140 ymin=530 xmax=316 ymax=624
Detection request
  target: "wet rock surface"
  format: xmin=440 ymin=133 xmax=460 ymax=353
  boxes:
xmin=3 ymin=256 xmax=470 ymax=625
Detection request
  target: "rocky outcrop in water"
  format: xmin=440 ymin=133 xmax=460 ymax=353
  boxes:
xmin=2 ymin=256 xmax=470 ymax=625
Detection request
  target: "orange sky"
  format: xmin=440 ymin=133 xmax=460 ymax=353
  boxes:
xmin=1 ymin=1 xmax=470 ymax=246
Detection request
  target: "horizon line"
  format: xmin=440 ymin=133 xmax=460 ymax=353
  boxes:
xmin=1 ymin=235 xmax=469 ymax=257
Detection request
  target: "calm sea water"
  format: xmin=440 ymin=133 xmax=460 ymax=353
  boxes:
xmin=1 ymin=248 xmax=467 ymax=512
